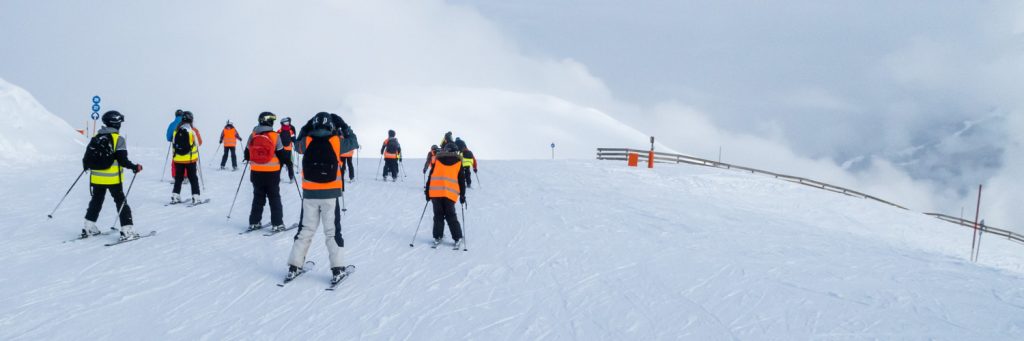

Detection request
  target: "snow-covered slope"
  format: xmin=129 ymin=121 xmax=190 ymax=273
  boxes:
xmin=0 ymin=78 xmax=84 ymax=164
xmin=2 ymin=152 xmax=1023 ymax=339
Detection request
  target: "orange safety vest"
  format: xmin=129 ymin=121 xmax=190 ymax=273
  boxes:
xmin=250 ymin=131 xmax=282 ymax=172
xmin=428 ymin=160 xmax=461 ymax=203
xmin=383 ymin=138 xmax=399 ymax=159
xmin=279 ymin=125 xmax=295 ymax=151
xmin=223 ymin=128 xmax=238 ymax=147
xmin=301 ymin=135 xmax=343 ymax=196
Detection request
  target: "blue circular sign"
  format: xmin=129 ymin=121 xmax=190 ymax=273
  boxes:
xmin=92 ymin=104 xmax=101 ymax=112
xmin=91 ymin=112 xmax=100 ymax=120
xmin=92 ymin=96 xmax=101 ymax=104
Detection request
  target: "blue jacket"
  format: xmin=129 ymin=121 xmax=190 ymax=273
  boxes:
xmin=166 ymin=116 xmax=183 ymax=142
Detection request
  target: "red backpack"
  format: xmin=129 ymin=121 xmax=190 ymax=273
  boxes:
xmin=248 ymin=133 xmax=275 ymax=164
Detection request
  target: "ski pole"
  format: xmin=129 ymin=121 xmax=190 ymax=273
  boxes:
xmin=356 ymin=148 xmax=360 ymax=180
xmin=160 ymin=142 xmax=171 ymax=183
xmin=408 ymin=201 xmax=430 ymax=247
xmin=341 ymin=192 xmax=347 ymax=213
xmin=210 ymin=143 xmax=222 ymax=169
xmin=375 ymin=155 xmax=383 ymax=181
xmin=197 ymin=153 xmax=206 ymax=191
xmin=293 ymin=170 xmax=302 ymax=198
xmin=108 ymin=172 xmax=138 ymax=229
xmin=400 ymin=160 xmax=407 ymax=181
xmin=47 ymin=169 xmax=87 ymax=218
xmin=227 ymin=162 xmax=249 ymax=220
xmin=460 ymin=202 xmax=468 ymax=251
xmin=474 ymin=171 xmax=481 ymax=189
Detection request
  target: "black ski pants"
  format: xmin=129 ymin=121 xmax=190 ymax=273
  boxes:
xmin=85 ymin=183 xmax=133 ymax=226
xmin=221 ymin=146 xmax=237 ymax=168
xmin=250 ymin=170 xmax=284 ymax=226
xmin=281 ymin=150 xmax=295 ymax=181
xmin=340 ymin=157 xmax=355 ymax=180
xmin=431 ymin=198 xmax=463 ymax=241
xmin=462 ymin=166 xmax=472 ymax=188
xmin=383 ymin=159 xmax=399 ymax=179
xmin=173 ymin=162 xmax=200 ymax=195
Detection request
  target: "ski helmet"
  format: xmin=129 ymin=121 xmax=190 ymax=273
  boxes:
xmin=175 ymin=109 xmax=183 ymax=117
xmin=310 ymin=112 xmax=335 ymax=132
xmin=181 ymin=111 xmax=194 ymax=123
xmin=281 ymin=117 xmax=291 ymax=125
xmin=431 ymin=144 xmax=439 ymax=152
xmin=101 ymin=110 xmax=124 ymax=128
xmin=455 ymin=138 xmax=467 ymax=150
xmin=388 ymin=129 xmax=396 ymax=138
xmin=258 ymin=112 xmax=276 ymax=126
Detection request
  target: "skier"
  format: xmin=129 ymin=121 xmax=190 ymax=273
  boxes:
xmin=380 ymin=130 xmax=402 ymax=181
xmin=421 ymin=145 xmax=439 ymax=174
xmin=82 ymin=110 xmax=143 ymax=241
xmin=424 ymin=143 xmax=466 ymax=248
xmin=170 ymin=111 xmax=202 ymax=204
xmin=455 ymin=138 xmax=478 ymax=188
xmin=243 ymin=112 xmax=291 ymax=232
xmin=165 ymin=109 xmax=183 ymax=181
xmin=220 ymin=120 xmax=243 ymax=170
xmin=278 ymin=117 xmax=297 ymax=184
xmin=339 ymin=137 xmax=357 ymax=182
xmin=286 ymin=112 xmax=354 ymax=284
xmin=439 ymin=131 xmax=454 ymax=149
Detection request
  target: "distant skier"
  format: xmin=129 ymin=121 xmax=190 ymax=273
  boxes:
xmin=424 ymin=143 xmax=466 ymax=248
xmin=339 ymin=136 xmax=357 ymax=182
xmin=170 ymin=111 xmax=202 ymax=204
xmin=82 ymin=110 xmax=143 ymax=241
xmin=286 ymin=112 xmax=354 ymax=284
xmin=455 ymin=138 xmax=478 ymax=189
xmin=380 ymin=130 xmax=402 ymax=181
xmin=439 ymin=131 xmax=454 ymax=149
xmin=165 ymin=109 xmax=183 ymax=181
xmin=422 ymin=144 xmax=439 ymax=174
xmin=278 ymin=117 xmax=297 ymax=184
xmin=243 ymin=112 xmax=291 ymax=232
xmin=219 ymin=120 xmax=243 ymax=170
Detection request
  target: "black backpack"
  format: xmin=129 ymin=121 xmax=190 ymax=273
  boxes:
xmin=173 ymin=126 xmax=193 ymax=156
xmin=83 ymin=134 xmax=116 ymax=170
xmin=385 ymin=138 xmax=400 ymax=153
xmin=302 ymin=135 xmax=339 ymax=183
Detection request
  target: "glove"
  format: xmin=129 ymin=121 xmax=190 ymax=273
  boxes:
xmin=422 ymin=169 xmax=427 ymax=174
xmin=459 ymin=196 xmax=466 ymax=204
xmin=424 ymin=190 xmax=430 ymax=202
xmin=473 ymin=168 xmax=477 ymax=173
xmin=243 ymin=149 xmax=250 ymax=162
xmin=133 ymin=164 xmax=143 ymax=173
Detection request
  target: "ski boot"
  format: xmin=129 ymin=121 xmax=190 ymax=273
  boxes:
xmin=331 ymin=267 xmax=349 ymax=285
xmin=170 ymin=193 xmax=182 ymax=204
xmin=191 ymin=194 xmax=202 ymax=205
xmin=431 ymin=237 xmax=442 ymax=248
xmin=453 ymin=238 xmax=465 ymax=250
xmin=247 ymin=223 xmax=263 ymax=232
xmin=270 ymin=224 xmax=287 ymax=233
xmin=119 ymin=225 xmax=140 ymax=241
xmin=233 ymin=166 xmax=238 ymax=171
xmin=285 ymin=265 xmax=302 ymax=281
xmin=220 ymin=166 xmax=226 ymax=170
xmin=82 ymin=220 xmax=102 ymax=238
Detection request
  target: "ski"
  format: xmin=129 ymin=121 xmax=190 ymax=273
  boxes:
xmin=325 ymin=265 xmax=357 ymax=291
xmin=63 ymin=227 xmax=119 ymax=243
xmin=277 ymin=261 xmax=315 ymax=287
xmin=238 ymin=223 xmax=272 ymax=235
xmin=186 ymin=198 xmax=212 ymax=208
xmin=262 ymin=223 xmax=300 ymax=236
xmin=104 ymin=231 xmax=157 ymax=247
xmin=163 ymin=201 xmax=187 ymax=207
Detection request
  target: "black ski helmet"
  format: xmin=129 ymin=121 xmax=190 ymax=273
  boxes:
xmin=455 ymin=138 xmax=467 ymax=150
xmin=311 ymin=112 xmax=335 ymax=131
xmin=175 ymin=109 xmax=183 ymax=117
xmin=281 ymin=117 xmax=291 ymax=125
xmin=388 ymin=129 xmax=396 ymax=138
xmin=225 ymin=120 xmax=233 ymax=127
xmin=431 ymin=144 xmax=439 ymax=152
xmin=258 ymin=111 xmax=276 ymax=126
xmin=181 ymin=111 xmax=194 ymax=123
xmin=101 ymin=110 xmax=124 ymax=128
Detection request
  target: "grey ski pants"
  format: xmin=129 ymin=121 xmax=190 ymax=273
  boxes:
xmin=288 ymin=197 xmax=345 ymax=269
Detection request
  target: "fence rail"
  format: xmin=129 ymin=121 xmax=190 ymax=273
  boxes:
xmin=597 ymin=147 xmax=1023 ymax=245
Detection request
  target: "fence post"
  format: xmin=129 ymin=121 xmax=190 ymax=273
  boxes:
xmin=648 ymin=136 xmax=655 ymax=169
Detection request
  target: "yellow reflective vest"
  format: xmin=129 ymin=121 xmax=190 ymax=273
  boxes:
xmin=90 ymin=133 xmax=122 ymax=185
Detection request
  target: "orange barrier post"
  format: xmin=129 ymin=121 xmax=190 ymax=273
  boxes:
xmin=627 ymin=152 xmax=639 ymax=167
xmin=648 ymin=151 xmax=654 ymax=169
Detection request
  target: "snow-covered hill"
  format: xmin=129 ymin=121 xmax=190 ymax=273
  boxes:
xmin=2 ymin=152 xmax=1023 ymax=340
xmin=0 ymin=78 xmax=84 ymax=164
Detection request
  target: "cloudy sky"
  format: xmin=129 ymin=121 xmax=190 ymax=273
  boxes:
xmin=1 ymin=0 xmax=1021 ymax=231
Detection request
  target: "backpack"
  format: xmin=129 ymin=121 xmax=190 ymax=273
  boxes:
xmin=83 ymin=134 xmax=116 ymax=170
xmin=302 ymin=135 xmax=338 ymax=183
xmin=385 ymin=138 xmax=400 ymax=153
xmin=172 ymin=126 xmax=193 ymax=156
xmin=248 ymin=133 xmax=275 ymax=164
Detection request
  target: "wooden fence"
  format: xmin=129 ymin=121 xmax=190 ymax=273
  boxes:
xmin=597 ymin=147 xmax=1023 ymax=245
